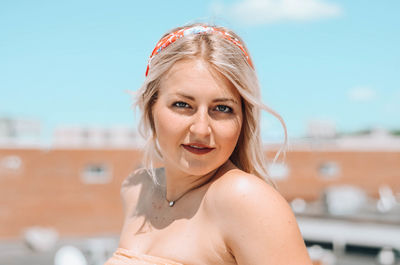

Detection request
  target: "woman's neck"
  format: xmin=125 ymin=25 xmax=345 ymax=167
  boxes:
xmin=163 ymin=163 xmax=226 ymax=204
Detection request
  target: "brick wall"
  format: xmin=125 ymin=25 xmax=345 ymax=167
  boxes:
xmin=271 ymin=150 xmax=400 ymax=201
xmin=0 ymin=149 xmax=142 ymax=239
xmin=1 ymin=148 xmax=399 ymax=238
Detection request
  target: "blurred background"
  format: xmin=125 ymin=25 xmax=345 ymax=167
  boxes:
xmin=1 ymin=0 xmax=399 ymax=264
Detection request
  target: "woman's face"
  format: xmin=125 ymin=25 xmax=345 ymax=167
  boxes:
xmin=152 ymin=59 xmax=243 ymax=176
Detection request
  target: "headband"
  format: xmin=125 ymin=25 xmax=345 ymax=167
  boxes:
xmin=145 ymin=25 xmax=253 ymax=76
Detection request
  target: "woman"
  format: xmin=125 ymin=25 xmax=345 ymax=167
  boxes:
xmin=106 ymin=23 xmax=312 ymax=265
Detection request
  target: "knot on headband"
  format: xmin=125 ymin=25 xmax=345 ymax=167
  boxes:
xmin=145 ymin=25 xmax=253 ymax=76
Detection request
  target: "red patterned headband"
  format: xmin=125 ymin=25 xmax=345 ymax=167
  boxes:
xmin=145 ymin=25 xmax=253 ymax=76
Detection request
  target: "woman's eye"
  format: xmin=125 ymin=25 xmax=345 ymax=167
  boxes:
xmin=173 ymin=101 xmax=190 ymax=108
xmin=215 ymin=105 xmax=233 ymax=113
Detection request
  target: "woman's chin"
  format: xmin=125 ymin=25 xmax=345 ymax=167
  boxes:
xmin=180 ymin=160 xmax=225 ymax=176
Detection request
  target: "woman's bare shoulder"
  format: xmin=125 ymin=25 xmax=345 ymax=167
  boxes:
xmin=120 ymin=168 xmax=160 ymax=215
xmin=205 ymin=167 xmax=311 ymax=264
xmin=206 ymin=167 xmax=283 ymax=216
xmin=121 ymin=168 xmax=151 ymax=191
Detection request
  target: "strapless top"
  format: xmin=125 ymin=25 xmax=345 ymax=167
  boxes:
xmin=105 ymin=248 xmax=184 ymax=265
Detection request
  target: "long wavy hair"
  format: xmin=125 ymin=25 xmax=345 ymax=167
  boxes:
xmin=135 ymin=23 xmax=287 ymax=186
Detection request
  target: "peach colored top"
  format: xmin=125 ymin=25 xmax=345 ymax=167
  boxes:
xmin=105 ymin=248 xmax=184 ymax=265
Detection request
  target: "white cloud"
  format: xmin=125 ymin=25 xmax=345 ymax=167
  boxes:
xmin=348 ymin=86 xmax=377 ymax=102
xmin=210 ymin=0 xmax=343 ymax=25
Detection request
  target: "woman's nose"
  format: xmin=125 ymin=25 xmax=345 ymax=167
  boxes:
xmin=189 ymin=109 xmax=211 ymax=137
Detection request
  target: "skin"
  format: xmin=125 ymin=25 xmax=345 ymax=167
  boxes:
xmin=118 ymin=59 xmax=312 ymax=265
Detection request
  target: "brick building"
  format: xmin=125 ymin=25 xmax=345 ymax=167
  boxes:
xmin=1 ymin=142 xmax=399 ymax=239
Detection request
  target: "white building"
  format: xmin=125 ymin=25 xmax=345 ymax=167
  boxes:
xmin=0 ymin=117 xmax=41 ymax=147
xmin=52 ymin=126 xmax=143 ymax=149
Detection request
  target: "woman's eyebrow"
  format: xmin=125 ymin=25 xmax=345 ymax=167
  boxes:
xmin=175 ymin=92 xmax=194 ymax=100
xmin=174 ymin=92 xmax=238 ymax=105
xmin=213 ymin=98 xmax=239 ymax=105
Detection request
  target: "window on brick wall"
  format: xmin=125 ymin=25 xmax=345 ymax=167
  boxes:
xmin=1 ymin=155 xmax=22 ymax=170
xmin=81 ymin=163 xmax=112 ymax=184
xmin=0 ymin=155 xmax=23 ymax=176
xmin=318 ymin=161 xmax=340 ymax=179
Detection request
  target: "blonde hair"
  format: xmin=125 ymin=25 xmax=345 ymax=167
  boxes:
xmin=135 ymin=23 xmax=287 ymax=186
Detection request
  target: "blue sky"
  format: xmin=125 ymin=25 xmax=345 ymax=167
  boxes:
xmin=1 ymin=0 xmax=399 ymax=143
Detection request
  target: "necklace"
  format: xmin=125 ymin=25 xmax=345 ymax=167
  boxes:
xmin=165 ymin=167 xmax=221 ymax=207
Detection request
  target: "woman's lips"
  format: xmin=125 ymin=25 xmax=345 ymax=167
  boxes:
xmin=182 ymin=144 xmax=215 ymax=155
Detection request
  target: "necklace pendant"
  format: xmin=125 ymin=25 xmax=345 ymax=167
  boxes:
xmin=168 ymin=201 xmax=175 ymax=207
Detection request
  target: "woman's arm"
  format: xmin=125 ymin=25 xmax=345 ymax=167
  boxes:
xmin=209 ymin=171 xmax=312 ymax=265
